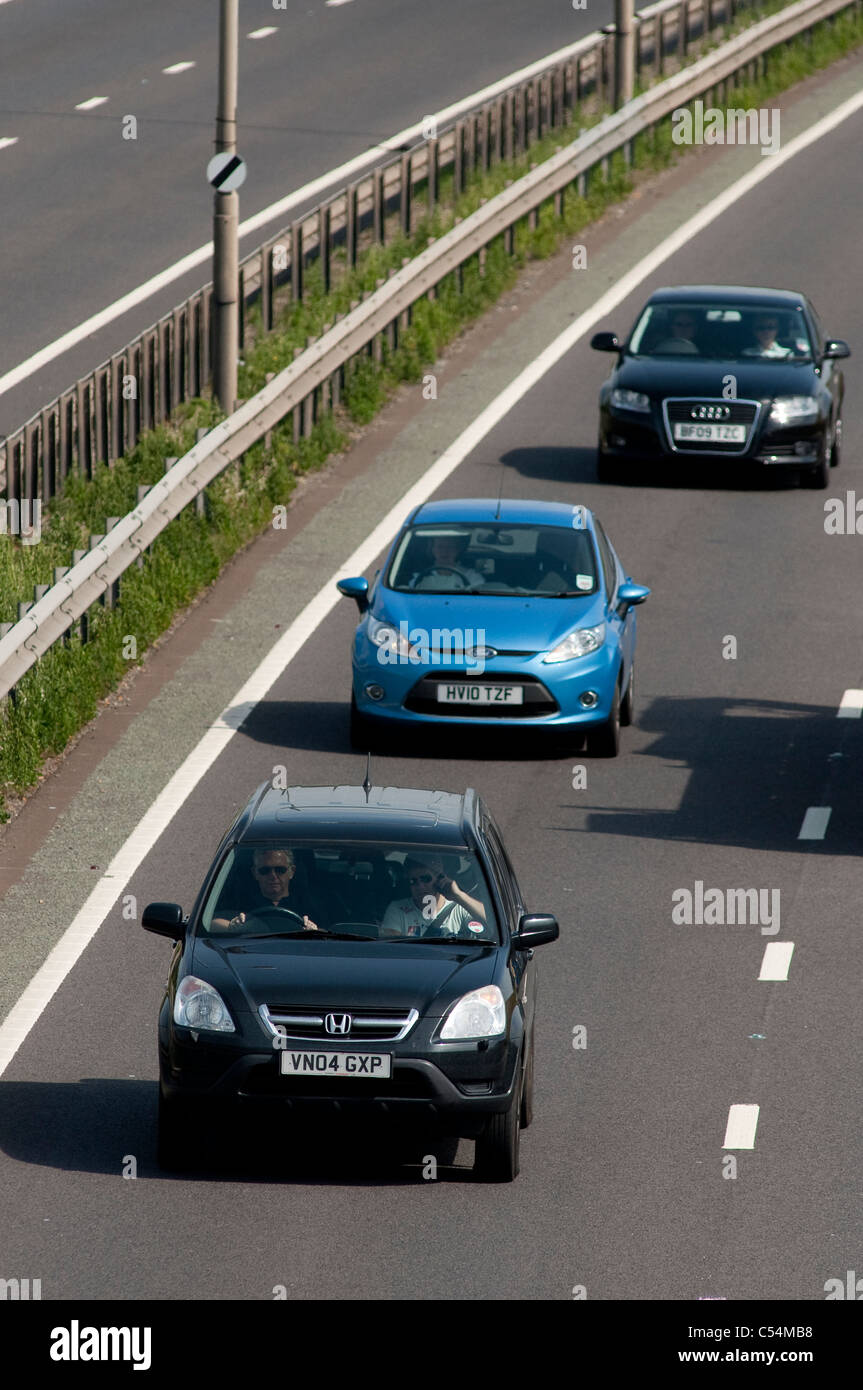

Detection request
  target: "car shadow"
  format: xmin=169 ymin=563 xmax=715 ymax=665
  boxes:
xmin=499 ymin=446 xmax=807 ymax=491
xmin=551 ymin=693 xmax=863 ymax=855
xmin=237 ymin=700 xmax=579 ymax=762
xmin=0 ymin=1079 xmax=475 ymax=1184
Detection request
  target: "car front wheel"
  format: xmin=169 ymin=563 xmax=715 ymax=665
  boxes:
xmin=474 ymin=1064 xmax=522 ymax=1182
xmin=620 ymin=661 xmax=635 ymax=727
xmin=586 ymin=680 xmax=621 ymax=757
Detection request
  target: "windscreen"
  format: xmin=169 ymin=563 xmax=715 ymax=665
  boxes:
xmin=199 ymin=842 xmax=500 ymax=943
xmin=627 ymin=302 xmax=814 ymax=361
xmin=386 ymin=522 xmax=599 ymax=596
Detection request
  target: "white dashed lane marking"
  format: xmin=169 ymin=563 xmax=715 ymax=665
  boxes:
xmin=758 ymin=942 xmax=795 ymax=981
xmin=798 ymin=806 xmax=831 ymax=840
xmin=162 ymin=61 xmax=196 ymax=74
xmin=0 ymin=137 xmax=19 ymax=151
xmin=248 ymin=27 xmax=278 ymax=39
xmin=723 ymin=1105 xmax=760 ymax=1149
xmin=75 ymin=97 xmax=109 ymax=111
xmin=837 ymin=688 xmax=863 ymax=717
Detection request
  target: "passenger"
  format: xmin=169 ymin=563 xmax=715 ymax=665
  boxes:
xmin=380 ymin=855 xmax=487 ymax=938
xmin=211 ymin=847 xmax=320 ymax=932
xmin=742 ymin=314 xmax=792 ymax=358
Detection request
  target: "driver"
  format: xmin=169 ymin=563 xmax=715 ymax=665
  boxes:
xmin=410 ymin=534 xmax=484 ymax=590
xmin=211 ymin=847 xmax=320 ymax=932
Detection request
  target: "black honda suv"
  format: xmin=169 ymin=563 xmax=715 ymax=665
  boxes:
xmin=143 ymin=781 xmax=559 ymax=1181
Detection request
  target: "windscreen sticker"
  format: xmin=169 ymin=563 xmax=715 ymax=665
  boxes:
xmin=468 ymin=921 xmax=485 ymax=933
xmin=576 ymin=574 xmax=593 ymax=591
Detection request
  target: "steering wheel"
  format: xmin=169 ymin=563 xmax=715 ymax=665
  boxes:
xmin=414 ymin=565 xmax=471 ymax=588
xmin=240 ymin=906 xmax=308 ymax=932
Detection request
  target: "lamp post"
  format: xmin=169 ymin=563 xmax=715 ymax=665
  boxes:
xmin=213 ymin=0 xmax=239 ymax=413
xmin=614 ymin=0 xmax=635 ymax=109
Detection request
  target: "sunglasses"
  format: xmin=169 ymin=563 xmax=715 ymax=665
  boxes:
xmin=409 ymin=873 xmax=435 ymax=885
xmin=255 ymin=864 xmax=290 ymax=876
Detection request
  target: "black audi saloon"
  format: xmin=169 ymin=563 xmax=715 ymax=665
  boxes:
xmin=591 ymin=285 xmax=849 ymax=487
xmin=143 ymin=780 xmax=559 ymax=1180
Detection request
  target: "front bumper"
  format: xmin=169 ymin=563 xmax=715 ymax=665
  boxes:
xmin=352 ymin=644 xmax=621 ymax=729
xmin=600 ymin=401 xmax=826 ymax=467
xmin=160 ymin=1018 xmax=521 ymax=1133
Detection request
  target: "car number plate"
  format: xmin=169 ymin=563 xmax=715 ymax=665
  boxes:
xmin=280 ymin=1050 xmax=392 ymax=1078
xmin=436 ymin=683 xmax=523 ymax=704
xmin=673 ymin=422 xmax=746 ymax=443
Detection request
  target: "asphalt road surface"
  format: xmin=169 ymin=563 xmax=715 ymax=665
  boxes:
xmin=0 ymin=60 xmax=861 ymax=1301
xmin=0 ymin=0 xmax=609 ymax=433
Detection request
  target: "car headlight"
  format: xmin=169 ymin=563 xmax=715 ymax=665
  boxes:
xmin=367 ymin=615 xmax=412 ymax=660
xmin=768 ymin=395 xmax=819 ymax=426
xmin=174 ymin=976 xmax=235 ymax=1032
xmin=610 ymin=388 xmax=650 ymax=413
xmin=543 ymin=622 xmax=606 ymax=664
xmin=440 ymin=986 xmax=506 ymax=1040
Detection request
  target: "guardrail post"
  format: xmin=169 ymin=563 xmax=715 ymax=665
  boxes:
xmin=346 ymin=183 xmax=359 ymax=265
xmin=291 ymin=221 xmax=303 ymax=305
xmin=374 ymin=168 xmax=386 ymax=245
xmin=679 ymin=1 xmax=689 ymax=57
xmin=453 ymin=120 xmax=464 ymax=195
xmin=400 ymin=153 xmax=412 ymax=237
xmin=320 ymin=204 xmax=332 ymax=292
xmin=426 ymin=140 xmax=438 ymax=216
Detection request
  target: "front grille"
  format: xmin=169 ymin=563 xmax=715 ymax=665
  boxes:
xmin=405 ymin=672 xmax=558 ymax=718
xmin=662 ymin=397 xmax=761 ymax=455
xmin=260 ymin=1004 xmax=418 ymax=1042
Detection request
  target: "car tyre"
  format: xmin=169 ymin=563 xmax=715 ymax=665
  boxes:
xmin=474 ymin=1063 xmax=522 ymax=1182
xmin=586 ymin=680 xmax=621 ymax=757
xmin=597 ymin=443 xmax=627 ymax=484
xmin=619 ymin=661 xmax=635 ymax=727
xmin=803 ymin=437 xmax=830 ymax=489
xmin=519 ymin=1032 xmax=535 ymax=1130
xmin=157 ymin=1090 xmax=202 ymax=1171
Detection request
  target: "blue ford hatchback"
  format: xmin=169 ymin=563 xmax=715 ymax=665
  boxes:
xmin=337 ymin=499 xmax=649 ymax=755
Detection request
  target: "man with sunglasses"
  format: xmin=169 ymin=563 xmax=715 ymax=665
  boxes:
xmin=743 ymin=314 xmax=793 ymax=358
xmin=211 ymin=847 xmax=320 ymax=932
xmin=380 ymin=854 xmax=487 ymax=938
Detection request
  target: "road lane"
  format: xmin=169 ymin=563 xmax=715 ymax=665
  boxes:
xmin=0 ymin=0 xmax=607 ymax=431
xmin=0 ymin=67 xmax=862 ymax=1299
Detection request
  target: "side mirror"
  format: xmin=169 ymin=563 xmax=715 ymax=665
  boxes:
xmin=617 ymin=581 xmax=650 ymax=608
xmin=590 ymin=331 xmax=621 ymax=353
xmin=142 ymin=902 xmax=185 ymax=939
xmin=822 ymin=339 xmax=850 ymax=360
xmin=511 ymin=913 xmax=559 ymax=949
xmin=336 ymin=576 xmax=370 ymax=613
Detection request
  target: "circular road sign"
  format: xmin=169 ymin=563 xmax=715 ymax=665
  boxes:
xmin=207 ymin=152 xmax=247 ymax=192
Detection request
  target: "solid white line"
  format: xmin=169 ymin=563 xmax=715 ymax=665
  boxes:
xmin=326 ymin=1 xmax=355 ymax=6
xmin=837 ymin=688 xmax=863 ymax=717
xmin=1 ymin=91 xmax=863 ymax=1076
xmin=723 ymin=1105 xmax=759 ymax=1149
xmin=248 ymin=27 xmax=278 ymax=38
xmin=798 ymin=806 xmax=831 ymax=839
xmin=75 ymin=97 xmax=109 ymax=111
xmin=758 ymin=941 xmax=794 ymax=981
xmin=162 ymin=61 xmax=196 ymax=74
xmin=0 ymin=137 xmax=19 ymax=151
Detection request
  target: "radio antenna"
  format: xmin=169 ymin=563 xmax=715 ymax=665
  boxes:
xmin=362 ymin=753 xmax=373 ymax=803
xmin=494 ymin=459 xmax=506 ymax=519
